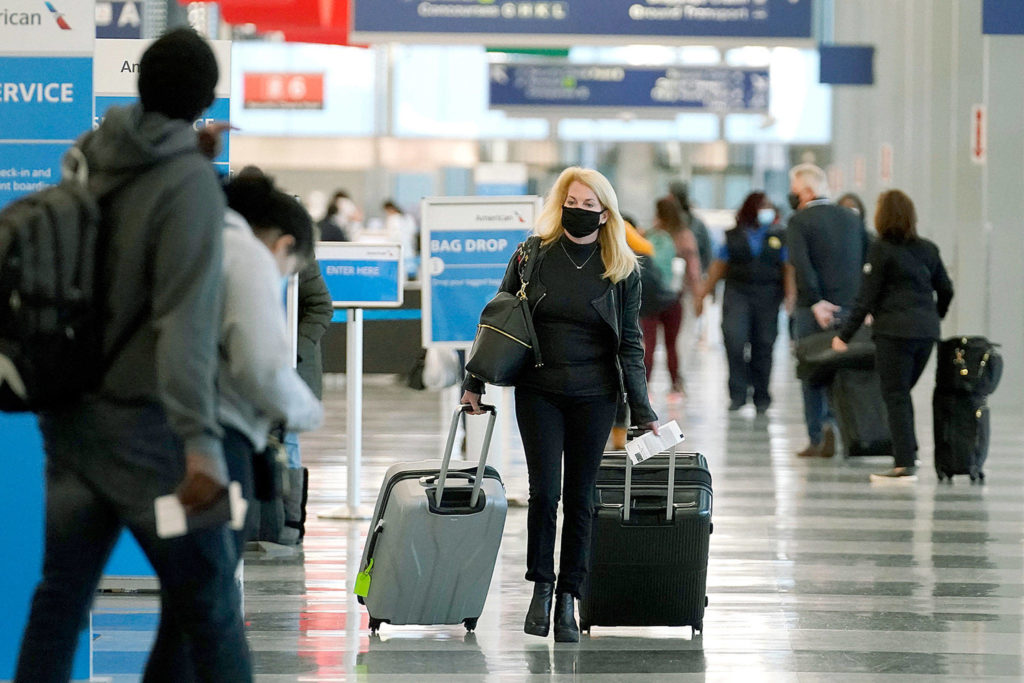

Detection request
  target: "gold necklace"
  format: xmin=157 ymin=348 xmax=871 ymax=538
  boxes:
xmin=560 ymin=240 xmax=600 ymax=270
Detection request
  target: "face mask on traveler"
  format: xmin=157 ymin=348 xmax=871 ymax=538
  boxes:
xmin=757 ymin=208 xmax=776 ymax=226
xmin=787 ymin=192 xmax=801 ymax=211
xmin=561 ymin=206 xmax=604 ymax=238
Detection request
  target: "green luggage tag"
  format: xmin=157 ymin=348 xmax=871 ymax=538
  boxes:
xmin=354 ymin=558 xmax=374 ymax=597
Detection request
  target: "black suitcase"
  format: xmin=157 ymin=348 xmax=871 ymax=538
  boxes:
xmin=933 ymin=390 xmax=989 ymax=483
xmin=580 ymin=449 xmax=712 ymax=635
xmin=828 ymin=368 xmax=892 ymax=456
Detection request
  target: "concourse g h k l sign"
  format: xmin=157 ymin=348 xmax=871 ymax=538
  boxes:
xmin=351 ymin=0 xmax=813 ymax=45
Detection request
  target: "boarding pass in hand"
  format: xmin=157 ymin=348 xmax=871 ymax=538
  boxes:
xmin=624 ymin=420 xmax=685 ymax=465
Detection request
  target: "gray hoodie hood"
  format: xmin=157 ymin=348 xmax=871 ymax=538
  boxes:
xmin=79 ymin=104 xmax=200 ymax=196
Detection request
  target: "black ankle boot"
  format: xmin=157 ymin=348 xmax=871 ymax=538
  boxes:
xmin=553 ymin=592 xmax=579 ymax=643
xmin=523 ymin=582 xmax=554 ymax=637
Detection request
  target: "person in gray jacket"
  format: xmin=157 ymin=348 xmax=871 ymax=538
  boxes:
xmin=16 ymin=29 xmax=252 ymax=681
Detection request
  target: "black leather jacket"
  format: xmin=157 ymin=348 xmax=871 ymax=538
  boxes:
xmin=463 ymin=237 xmax=657 ymax=426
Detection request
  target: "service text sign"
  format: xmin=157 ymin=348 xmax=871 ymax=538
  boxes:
xmin=0 ymin=0 xmax=94 ymax=207
xmin=316 ymin=242 xmax=404 ymax=308
xmin=421 ymin=196 xmax=538 ymax=347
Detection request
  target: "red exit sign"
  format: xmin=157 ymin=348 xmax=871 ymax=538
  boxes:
xmin=244 ymin=73 xmax=325 ymax=110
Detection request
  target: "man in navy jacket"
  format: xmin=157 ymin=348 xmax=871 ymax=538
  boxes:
xmin=785 ymin=164 xmax=869 ymax=458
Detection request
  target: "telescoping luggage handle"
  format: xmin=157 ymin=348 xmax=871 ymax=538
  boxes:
xmin=622 ymin=442 xmax=676 ymax=522
xmin=436 ymin=403 xmax=497 ymax=509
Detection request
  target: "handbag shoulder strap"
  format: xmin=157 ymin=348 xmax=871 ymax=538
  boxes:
xmin=515 ymin=236 xmax=544 ymax=368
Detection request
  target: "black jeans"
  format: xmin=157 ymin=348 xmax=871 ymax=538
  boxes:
xmin=721 ymin=285 xmax=782 ymax=406
xmin=515 ymin=387 xmax=618 ymax=598
xmin=875 ymin=335 xmax=934 ymax=468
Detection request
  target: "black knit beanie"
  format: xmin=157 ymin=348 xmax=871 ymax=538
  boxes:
xmin=138 ymin=28 xmax=218 ymax=122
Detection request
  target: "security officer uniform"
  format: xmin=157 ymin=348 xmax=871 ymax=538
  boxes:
xmin=720 ymin=224 xmax=787 ymax=409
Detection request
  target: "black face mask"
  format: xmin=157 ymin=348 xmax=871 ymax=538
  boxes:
xmin=787 ymin=192 xmax=802 ymax=211
xmin=561 ymin=206 xmax=603 ymax=238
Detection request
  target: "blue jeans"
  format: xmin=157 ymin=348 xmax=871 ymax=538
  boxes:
xmin=16 ymin=402 xmax=252 ymax=683
xmin=793 ymin=307 xmax=834 ymax=444
xmin=284 ymin=431 xmax=301 ymax=469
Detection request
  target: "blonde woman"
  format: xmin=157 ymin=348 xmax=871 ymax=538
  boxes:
xmin=462 ymin=167 xmax=658 ymax=642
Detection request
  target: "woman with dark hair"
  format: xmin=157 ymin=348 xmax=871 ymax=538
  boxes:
xmin=696 ymin=191 xmax=792 ymax=412
xmin=640 ymin=196 xmax=701 ymax=395
xmin=832 ymin=190 xmax=954 ymax=481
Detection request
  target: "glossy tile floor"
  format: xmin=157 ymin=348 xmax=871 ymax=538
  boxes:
xmin=90 ymin=317 xmax=1024 ymax=682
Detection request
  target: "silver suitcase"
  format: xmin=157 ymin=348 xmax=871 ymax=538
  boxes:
xmin=356 ymin=404 xmax=507 ymax=634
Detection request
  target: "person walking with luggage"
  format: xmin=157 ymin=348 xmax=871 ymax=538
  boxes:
xmin=15 ymin=29 xmax=252 ymax=681
xmin=461 ymin=167 xmax=658 ymax=643
xmin=832 ymin=190 xmax=954 ymax=481
xmin=641 ymin=197 xmax=701 ymax=397
xmin=786 ymin=163 xmax=870 ymax=458
xmin=695 ymin=192 xmax=793 ymax=412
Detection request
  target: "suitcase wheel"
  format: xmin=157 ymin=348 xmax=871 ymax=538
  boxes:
xmin=580 ymin=622 xmax=590 ymax=634
xmin=692 ymin=623 xmax=703 ymax=637
xmin=463 ymin=618 xmax=478 ymax=632
xmin=368 ymin=617 xmax=383 ymax=635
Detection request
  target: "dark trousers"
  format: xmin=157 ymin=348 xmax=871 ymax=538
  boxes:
xmin=16 ymin=403 xmax=252 ymax=683
xmin=794 ymin=307 xmax=834 ymax=444
xmin=875 ymin=336 xmax=934 ymax=468
xmin=641 ymin=300 xmax=683 ymax=385
xmin=515 ymin=387 xmax=618 ymax=598
xmin=721 ymin=286 xmax=782 ymax=406
xmin=145 ymin=426 xmax=257 ymax=682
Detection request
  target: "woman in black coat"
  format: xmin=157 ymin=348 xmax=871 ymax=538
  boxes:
xmin=832 ymin=190 xmax=954 ymax=482
xmin=462 ymin=167 xmax=658 ymax=642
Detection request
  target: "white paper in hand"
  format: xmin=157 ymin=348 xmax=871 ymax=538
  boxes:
xmin=154 ymin=494 xmax=188 ymax=539
xmin=624 ymin=420 xmax=685 ymax=465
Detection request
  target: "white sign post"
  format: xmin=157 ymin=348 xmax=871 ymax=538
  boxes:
xmin=316 ymin=243 xmax=404 ymax=520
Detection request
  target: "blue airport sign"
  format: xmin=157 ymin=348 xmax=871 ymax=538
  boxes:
xmin=353 ymin=0 xmax=812 ymax=44
xmin=95 ymin=96 xmax=232 ymax=171
xmin=0 ymin=56 xmax=93 ymax=141
xmin=316 ymin=243 xmax=405 ymax=308
xmin=489 ymin=63 xmax=770 ymax=112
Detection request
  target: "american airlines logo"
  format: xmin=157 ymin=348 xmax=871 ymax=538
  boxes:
xmin=0 ymin=2 xmax=70 ymax=29
xmin=45 ymin=2 xmax=71 ymax=29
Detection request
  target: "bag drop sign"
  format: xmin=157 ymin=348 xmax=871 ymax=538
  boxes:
xmin=430 ymin=238 xmax=510 ymax=254
xmin=420 ymin=196 xmax=539 ymax=347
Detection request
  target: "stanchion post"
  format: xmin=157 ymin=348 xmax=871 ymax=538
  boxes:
xmin=346 ymin=308 xmax=364 ymax=518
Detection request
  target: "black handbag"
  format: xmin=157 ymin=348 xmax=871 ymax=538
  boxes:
xmin=795 ymin=326 xmax=875 ymax=385
xmin=464 ymin=238 xmax=544 ymax=386
xmin=935 ymin=336 xmax=1002 ymax=396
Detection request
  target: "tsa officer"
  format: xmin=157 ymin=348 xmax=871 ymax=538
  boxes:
xmin=695 ymin=191 xmax=794 ymax=412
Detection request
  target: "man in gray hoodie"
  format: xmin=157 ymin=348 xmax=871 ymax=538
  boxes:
xmin=15 ymin=29 xmax=251 ymax=681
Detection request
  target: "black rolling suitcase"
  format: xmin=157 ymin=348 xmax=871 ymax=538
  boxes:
xmin=933 ymin=336 xmax=1001 ymax=483
xmin=933 ymin=392 xmax=989 ymax=482
xmin=828 ymin=368 xmax=892 ymax=456
xmin=580 ymin=448 xmax=712 ymax=635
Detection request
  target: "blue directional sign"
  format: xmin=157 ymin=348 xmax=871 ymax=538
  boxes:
xmin=316 ymin=243 xmax=404 ymax=308
xmin=490 ymin=64 xmax=769 ymax=112
xmin=421 ymin=196 xmax=538 ymax=347
xmin=95 ymin=96 xmax=232 ymax=171
xmin=353 ymin=0 xmax=812 ymax=43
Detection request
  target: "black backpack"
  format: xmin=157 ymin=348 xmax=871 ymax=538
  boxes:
xmin=0 ymin=148 xmax=107 ymax=412
xmin=935 ymin=336 xmax=1003 ymax=397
